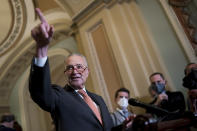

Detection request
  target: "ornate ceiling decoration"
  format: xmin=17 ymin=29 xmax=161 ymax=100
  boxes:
xmin=0 ymin=0 xmax=25 ymax=56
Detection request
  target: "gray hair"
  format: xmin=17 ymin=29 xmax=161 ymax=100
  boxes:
xmin=65 ymin=53 xmax=88 ymax=67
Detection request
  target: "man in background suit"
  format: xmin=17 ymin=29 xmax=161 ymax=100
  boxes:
xmin=29 ymin=8 xmax=133 ymax=131
xmin=148 ymin=72 xmax=186 ymax=119
xmin=111 ymin=88 xmax=134 ymax=126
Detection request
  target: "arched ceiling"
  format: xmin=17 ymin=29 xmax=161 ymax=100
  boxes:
xmin=0 ymin=0 xmax=96 ymax=56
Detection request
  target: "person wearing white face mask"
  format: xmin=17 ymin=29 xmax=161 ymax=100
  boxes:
xmin=111 ymin=88 xmax=134 ymax=126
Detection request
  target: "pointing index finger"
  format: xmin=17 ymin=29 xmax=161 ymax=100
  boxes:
xmin=36 ymin=8 xmax=47 ymax=23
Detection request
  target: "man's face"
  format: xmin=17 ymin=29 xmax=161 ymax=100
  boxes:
xmin=149 ymin=74 xmax=166 ymax=96
xmin=64 ymin=55 xmax=89 ymax=89
xmin=116 ymin=91 xmax=129 ymax=103
xmin=150 ymin=74 xmax=166 ymax=85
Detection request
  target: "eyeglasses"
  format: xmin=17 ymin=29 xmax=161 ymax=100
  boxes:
xmin=64 ymin=64 xmax=87 ymax=73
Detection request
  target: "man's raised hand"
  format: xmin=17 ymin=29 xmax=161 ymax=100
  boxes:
xmin=31 ymin=8 xmax=54 ymax=48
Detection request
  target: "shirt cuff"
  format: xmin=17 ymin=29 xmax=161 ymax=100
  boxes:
xmin=34 ymin=56 xmax=47 ymax=67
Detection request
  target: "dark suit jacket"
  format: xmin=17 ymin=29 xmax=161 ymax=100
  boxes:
xmin=0 ymin=125 xmax=16 ymax=131
xmin=29 ymin=59 xmax=117 ymax=131
xmin=148 ymin=91 xmax=186 ymax=121
xmin=160 ymin=91 xmax=186 ymax=113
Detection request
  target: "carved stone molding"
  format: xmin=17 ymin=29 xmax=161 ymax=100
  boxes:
xmin=0 ymin=0 xmax=25 ymax=56
xmin=169 ymin=0 xmax=191 ymax=7
xmin=169 ymin=0 xmax=197 ymax=56
xmin=71 ymin=0 xmax=133 ymax=33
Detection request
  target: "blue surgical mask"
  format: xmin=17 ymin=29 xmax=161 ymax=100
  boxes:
xmin=155 ymin=82 xmax=165 ymax=94
xmin=150 ymin=82 xmax=165 ymax=94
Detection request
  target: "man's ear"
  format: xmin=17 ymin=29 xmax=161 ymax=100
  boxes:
xmin=87 ymin=68 xmax=90 ymax=74
xmin=164 ymin=80 xmax=167 ymax=85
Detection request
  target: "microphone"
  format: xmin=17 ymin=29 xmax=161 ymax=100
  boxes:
xmin=128 ymin=98 xmax=170 ymax=116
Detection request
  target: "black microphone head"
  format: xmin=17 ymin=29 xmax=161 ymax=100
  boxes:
xmin=128 ymin=98 xmax=140 ymax=106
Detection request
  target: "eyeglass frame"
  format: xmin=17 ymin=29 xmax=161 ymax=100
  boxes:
xmin=64 ymin=64 xmax=88 ymax=73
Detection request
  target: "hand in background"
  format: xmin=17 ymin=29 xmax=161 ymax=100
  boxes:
xmin=154 ymin=93 xmax=168 ymax=106
xmin=122 ymin=114 xmax=136 ymax=129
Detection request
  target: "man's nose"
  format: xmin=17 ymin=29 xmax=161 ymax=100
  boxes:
xmin=71 ymin=67 xmax=79 ymax=73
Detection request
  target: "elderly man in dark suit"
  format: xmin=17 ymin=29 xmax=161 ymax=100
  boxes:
xmin=29 ymin=8 xmax=133 ymax=131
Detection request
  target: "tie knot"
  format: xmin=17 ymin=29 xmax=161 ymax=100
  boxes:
xmin=123 ymin=110 xmax=127 ymax=114
xmin=122 ymin=110 xmax=129 ymax=118
xmin=78 ymin=89 xmax=87 ymax=97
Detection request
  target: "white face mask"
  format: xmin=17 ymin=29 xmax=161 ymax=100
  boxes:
xmin=117 ymin=97 xmax=128 ymax=109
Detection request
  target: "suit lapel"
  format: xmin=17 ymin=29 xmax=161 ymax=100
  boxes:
xmin=64 ymin=85 xmax=102 ymax=126
xmin=63 ymin=85 xmax=87 ymax=104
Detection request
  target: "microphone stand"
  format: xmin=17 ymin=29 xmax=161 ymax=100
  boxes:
xmin=128 ymin=98 xmax=171 ymax=117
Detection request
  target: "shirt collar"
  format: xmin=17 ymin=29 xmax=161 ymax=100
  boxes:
xmin=116 ymin=107 xmax=128 ymax=113
xmin=75 ymin=87 xmax=86 ymax=93
xmin=67 ymin=84 xmax=86 ymax=93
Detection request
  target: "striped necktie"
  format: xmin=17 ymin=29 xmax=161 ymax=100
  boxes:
xmin=78 ymin=89 xmax=103 ymax=125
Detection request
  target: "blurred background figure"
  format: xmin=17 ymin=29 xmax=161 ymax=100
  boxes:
xmin=183 ymin=63 xmax=197 ymax=113
xmin=111 ymin=87 xmax=134 ymax=126
xmin=0 ymin=113 xmax=16 ymax=131
xmin=148 ymin=72 xmax=186 ymax=119
xmin=13 ymin=121 xmax=22 ymax=131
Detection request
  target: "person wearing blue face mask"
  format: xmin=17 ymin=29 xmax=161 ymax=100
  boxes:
xmin=111 ymin=88 xmax=135 ymax=127
xmin=148 ymin=72 xmax=186 ymax=116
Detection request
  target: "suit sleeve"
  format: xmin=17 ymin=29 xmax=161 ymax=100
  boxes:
xmin=29 ymin=58 xmax=57 ymax=112
xmin=174 ymin=91 xmax=186 ymax=113
xmin=164 ymin=91 xmax=186 ymax=113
